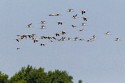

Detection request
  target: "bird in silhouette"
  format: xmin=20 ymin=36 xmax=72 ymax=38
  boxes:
xmin=72 ymin=14 xmax=77 ymax=19
xmin=17 ymin=48 xmax=20 ymax=50
xmin=57 ymin=21 xmax=63 ymax=25
xmin=49 ymin=13 xmax=60 ymax=16
xmin=16 ymin=39 xmax=19 ymax=42
xmin=71 ymin=25 xmax=77 ymax=28
xmin=40 ymin=43 xmax=45 ymax=46
xmin=82 ymin=17 xmax=87 ymax=21
xmin=33 ymin=38 xmax=38 ymax=43
xmin=55 ymin=33 xmax=60 ymax=36
xmin=61 ymin=31 xmax=66 ymax=35
xmin=79 ymin=28 xmax=84 ymax=31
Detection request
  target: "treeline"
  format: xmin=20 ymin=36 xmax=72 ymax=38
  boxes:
xmin=0 ymin=65 xmax=82 ymax=83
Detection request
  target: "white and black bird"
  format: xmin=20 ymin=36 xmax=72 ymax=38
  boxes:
xmin=81 ymin=10 xmax=86 ymax=15
xmin=41 ymin=21 xmax=46 ymax=24
xmin=81 ymin=23 xmax=86 ymax=26
xmin=82 ymin=17 xmax=87 ymax=21
xmin=27 ymin=23 xmax=32 ymax=28
xmin=105 ymin=31 xmax=111 ymax=35
xmin=67 ymin=9 xmax=74 ymax=12
xmin=40 ymin=25 xmax=46 ymax=29
xmin=115 ymin=38 xmax=120 ymax=41
xmin=72 ymin=14 xmax=78 ymax=19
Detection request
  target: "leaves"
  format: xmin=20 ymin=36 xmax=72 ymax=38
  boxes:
xmin=0 ymin=65 xmax=82 ymax=83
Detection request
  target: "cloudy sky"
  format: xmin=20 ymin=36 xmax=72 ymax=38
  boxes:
xmin=0 ymin=0 xmax=125 ymax=83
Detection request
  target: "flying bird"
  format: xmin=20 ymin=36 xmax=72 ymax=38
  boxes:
xmin=49 ymin=13 xmax=60 ymax=16
xmin=115 ymin=38 xmax=120 ymax=41
xmin=71 ymin=25 xmax=77 ymax=28
xmin=79 ymin=28 xmax=84 ymax=31
xmin=16 ymin=39 xmax=20 ymax=42
xmin=40 ymin=43 xmax=45 ymax=46
xmin=40 ymin=25 xmax=46 ymax=29
xmin=82 ymin=17 xmax=87 ymax=21
xmin=27 ymin=23 xmax=32 ymax=28
xmin=105 ymin=31 xmax=111 ymax=35
xmin=81 ymin=23 xmax=86 ymax=26
xmin=67 ymin=9 xmax=74 ymax=12
xmin=41 ymin=21 xmax=46 ymax=24
xmin=81 ymin=10 xmax=86 ymax=15
xmin=17 ymin=48 xmax=20 ymax=50
xmin=57 ymin=21 xmax=63 ymax=25
xmin=72 ymin=14 xmax=78 ymax=19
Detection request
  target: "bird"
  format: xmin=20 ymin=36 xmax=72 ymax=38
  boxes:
xmin=79 ymin=38 xmax=85 ymax=41
xmin=41 ymin=21 xmax=46 ymax=24
xmin=79 ymin=28 xmax=84 ymax=31
xmin=67 ymin=9 xmax=74 ymax=12
xmin=82 ymin=17 xmax=87 ymax=21
xmin=72 ymin=14 xmax=78 ymax=19
xmin=33 ymin=38 xmax=38 ymax=43
xmin=105 ymin=31 xmax=111 ymax=35
xmin=115 ymin=38 xmax=120 ymax=41
xmin=61 ymin=31 xmax=66 ymax=35
xmin=16 ymin=39 xmax=20 ymax=42
xmin=57 ymin=21 xmax=63 ymax=25
xmin=40 ymin=25 xmax=46 ymax=29
xmin=67 ymin=37 xmax=71 ymax=41
xmin=71 ymin=25 xmax=77 ymax=28
xmin=49 ymin=13 xmax=60 ymax=16
xmin=92 ymin=35 xmax=96 ymax=39
xmin=17 ymin=48 xmax=20 ymax=50
xmin=40 ymin=43 xmax=45 ymax=46
xmin=55 ymin=33 xmax=60 ymax=36
xmin=81 ymin=23 xmax=86 ymax=26
xmin=73 ymin=37 xmax=79 ymax=41
xmin=27 ymin=23 xmax=32 ymax=28
xmin=81 ymin=10 xmax=86 ymax=15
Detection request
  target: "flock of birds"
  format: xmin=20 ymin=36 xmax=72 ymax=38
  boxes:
xmin=16 ymin=9 xmax=121 ymax=50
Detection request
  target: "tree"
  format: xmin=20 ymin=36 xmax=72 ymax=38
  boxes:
xmin=0 ymin=65 xmax=82 ymax=83
xmin=10 ymin=65 xmax=75 ymax=83
xmin=0 ymin=71 xmax=9 ymax=83
xmin=78 ymin=80 xmax=82 ymax=83
xmin=10 ymin=65 xmax=47 ymax=83
xmin=47 ymin=70 xmax=73 ymax=83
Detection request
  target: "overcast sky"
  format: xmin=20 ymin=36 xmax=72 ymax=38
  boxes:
xmin=0 ymin=0 xmax=125 ymax=83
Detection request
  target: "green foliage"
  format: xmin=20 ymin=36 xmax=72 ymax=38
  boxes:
xmin=10 ymin=65 xmax=47 ymax=83
xmin=78 ymin=80 xmax=82 ymax=83
xmin=0 ymin=71 xmax=8 ymax=83
xmin=0 ymin=65 xmax=82 ymax=83
xmin=47 ymin=70 xmax=73 ymax=83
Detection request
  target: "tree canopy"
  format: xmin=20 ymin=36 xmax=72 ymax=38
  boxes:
xmin=0 ymin=65 xmax=82 ymax=83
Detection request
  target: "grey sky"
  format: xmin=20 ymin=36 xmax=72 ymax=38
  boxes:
xmin=0 ymin=0 xmax=125 ymax=83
